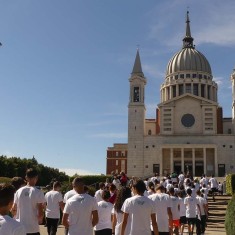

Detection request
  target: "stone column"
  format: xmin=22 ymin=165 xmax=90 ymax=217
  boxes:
xmin=214 ymin=148 xmax=218 ymax=176
xmin=169 ymin=86 xmax=173 ymax=99
xmin=160 ymin=149 xmax=163 ymax=176
xmin=205 ymin=84 xmax=208 ymax=99
xmin=176 ymin=84 xmax=179 ymax=97
xmin=203 ymin=148 xmax=207 ymax=175
xmin=199 ymin=83 xmax=201 ymax=97
xmin=170 ymin=148 xmax=174 ymax=173
xmin=192 ymin=148 xmax=195 ymax=176
xmin=181 ymin=148 xmax=184 ymax=173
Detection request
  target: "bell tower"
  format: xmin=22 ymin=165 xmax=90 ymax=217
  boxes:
xmin=231 ymin=67 xmax=235 ymax=133
xmin=127 ymin=49 xmax=147 ymax=177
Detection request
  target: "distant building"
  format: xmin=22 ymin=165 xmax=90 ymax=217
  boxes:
xmin=106 ymin=12 xmax=235 ymax=178
xmin=106 ymin=144 xmax=127 ymax=175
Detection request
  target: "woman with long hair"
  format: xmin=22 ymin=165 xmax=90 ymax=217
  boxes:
xmin=112 ymin=187 xmax=132 ymax=235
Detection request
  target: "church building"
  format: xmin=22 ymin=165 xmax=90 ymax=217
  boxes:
xmin=106 ymin=12 xmax=235 ymax=178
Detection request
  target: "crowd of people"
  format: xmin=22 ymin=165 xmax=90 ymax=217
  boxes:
xmin=0 ymin=168 xmax=224 ymax=235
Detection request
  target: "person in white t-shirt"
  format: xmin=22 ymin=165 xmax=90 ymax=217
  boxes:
xmin=195 ymin=190 xmax=208 ymax=235
xmin=95 ymin=182 xmax=106 ymax=203
xmin=112 ymin=187 xmax=132 ymax=235
xmin=169 ymin=187 xmax=180 ymax=235
xmin=12 ymin=168 xmax=46 ymax=235
xmin=149 ymin=184 xmax=173 ymax=235
xmin=184 ymin=188 xmax=201 ymax=235
xmin=0 ymin=183 xmax=26 ymax=235
xmin=63 ymin=179 xmax=78 ymax=235
xmin=112 ymin=175 xmax=121 ymax=190
xmin=144 ymin=181 xmax=155 ymax=197
xmin=45 ymin=181 xmax=63 ymax=235
xmin=200 ymin=184 xmax=209 ymax=200
xmin=178 ymin=172 xmax=185 ymax=187
xmin=199 ymin=174 xmax=208 ymax=188
xmin=121 ymin=180 xmax=159 ymax=235
xmin=62 ymin=177 xmax=98 ymax=235
xmin=178 ymin=191 xmax=186 ymax=235
xmin=94 ymin=189 xmax=113 ymax=235
xmin=209 ymin=175 xmax=218 ymax=201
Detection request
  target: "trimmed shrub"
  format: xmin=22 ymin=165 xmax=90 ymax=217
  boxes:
xmin=225 ymin=195 xmax=235 ymax=235
xmin=70 ymin=175 xmax=112 ymax=189
xmin=226 ymin=174 xmax=235 ymax=195
xmin=0 ymin=177 xmax=12 ymax=184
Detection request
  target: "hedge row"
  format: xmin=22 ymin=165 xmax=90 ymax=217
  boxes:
xmin=226 ymin=174 xmax=235 ymax=195
xmin=225 ymin=195 xmax=235 ymax=235
xmin=0 ymin=177 xmax=12 ymax=184
xmin=69 ymin=175 xmax=111 ymax=188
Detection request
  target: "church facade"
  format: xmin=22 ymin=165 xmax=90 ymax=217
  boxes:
xmin=106 ymin=12 xmax=235 ymax=178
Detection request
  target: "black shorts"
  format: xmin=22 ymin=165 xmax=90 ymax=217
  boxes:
xmin=187 ymin=217 xmax=197 ymax=225
xmin=180 ymin=216 xmax=187 ymax=224
xmin=211 ymin=188 xmax=217 ymax=193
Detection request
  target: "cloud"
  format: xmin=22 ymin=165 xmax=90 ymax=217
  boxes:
xmin=147 ymin=1 xmax=235 ymax=48
xmin=59 ymin=168 xmax=99 ymax=176
xmin=0 ymin=151 xmax=14 ymax=157
xmin=213 ymin=76 xmax=224 ymax=86
xmin=142 ymin=64 xmax=165 ymax=79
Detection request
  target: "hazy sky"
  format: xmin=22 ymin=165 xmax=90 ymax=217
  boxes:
xmin=0 ymin=0 xmax=235 ymax=175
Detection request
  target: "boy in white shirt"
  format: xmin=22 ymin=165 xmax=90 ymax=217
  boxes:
xmin=94 ymin=189 xmax=113 ymax=234
xmin=184 ymin=188 xmax=201 ymax=235
xmin=195 ymin=190 xmax=208 ymax=235
xmin=12 ymin=168 xmax=46 ymax=235
xmin=169 ymin=187 xmax=180 ymax=235
xmin=149 ymin=184 xmax=173 ymax=235
xmin=209 ymin=175 xmax=218 ymax=201
xmin=94 ymin=182 xmax=105 ymax=203
xmin=0 ymin=183 xmax=26 ymax=235
xmin=121 ymin=180 xmax=159 ymax=235
xmin=62 ymin=177 xmax=99 ymax=235
xmin=45 ymin=181 xmax=63 ymax=235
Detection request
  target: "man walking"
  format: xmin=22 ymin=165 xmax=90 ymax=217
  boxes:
xmin=12 ymin=168 xmax=46 ymax=235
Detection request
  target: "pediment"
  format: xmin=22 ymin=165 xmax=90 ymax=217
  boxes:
xmin=158 ymin=93 xmax=217 ymax=107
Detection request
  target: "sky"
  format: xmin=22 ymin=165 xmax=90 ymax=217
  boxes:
xmin=0 ymin=0 xmax=235 ymax=176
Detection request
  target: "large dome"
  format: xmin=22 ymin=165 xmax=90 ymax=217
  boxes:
xmin=166 ymin=47 xmax=212 ymax=76
xmin=165 ymin=11 xmax=212 ymax=79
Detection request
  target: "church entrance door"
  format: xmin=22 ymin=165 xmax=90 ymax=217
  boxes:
xmin=195 ymin=161 xmax=204 ymax=176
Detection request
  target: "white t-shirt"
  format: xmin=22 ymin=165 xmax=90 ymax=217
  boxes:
xmin=63 ymin=189 xmax=77 ymax=203
xmin=112 ymin=179 xmax=121 ymax=189
xmin=196 ymin=196 xmax=207 ymax=216
xmin=45 ymin=190 xmax=63 ymax=218
xmin=112 ymin=208 xmax=131 ymax=235
xmin=94 ymin=189 xmax=103 ymax=203
xmin=200 ymin=177 xmax=209 ymax=187
xmin=209 ymin=178 xmax=218 ymax=189
xmin=149 ymin=193 xmax=172 ymax=232
xmin=0 ymin=215 xmax=26 ymax=235
xmin=94 ymin=201 xmax=113 ymax=231
xmin=184 ymin=196 xmax=199 ymax=218
xmin=200 ymin=187 xmax=209 ymax=199
xmin=63 ymin=193 xmax=98 ymax=235
xmin=170 ymin=196 xmax=180 ymax=220
xmin=14 ymin=185 xmax=46 ymax=233
xmin=121 ymin=195 xmax=155 ymax=235
xmin=178 ymin=174 xmax=185 ymax=182
xmin=178 ymin=197 xmax=186 ymax=217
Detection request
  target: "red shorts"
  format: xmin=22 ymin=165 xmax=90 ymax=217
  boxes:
xmin=173 ymin=219 xmax=180 ymax=227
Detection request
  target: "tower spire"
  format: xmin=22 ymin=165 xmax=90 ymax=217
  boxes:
xmin=131 ymin=49 xmax=144 ymax=77
xmin=182 ymin=11 xmax=194 ymax=49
